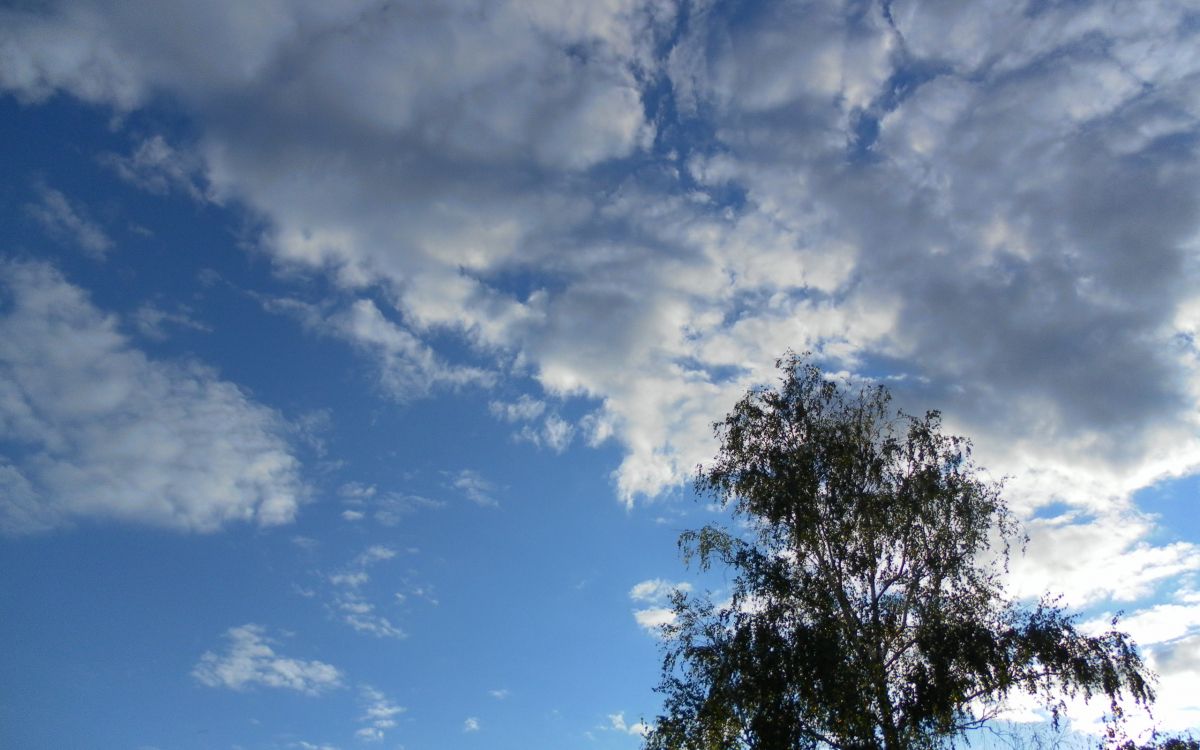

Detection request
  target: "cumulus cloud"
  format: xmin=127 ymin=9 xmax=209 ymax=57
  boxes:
xmin=1008 ymin=510 xmax=1200 ymax=607
xmin=1078 ymin=589 xmax=1200 ymax=729
xmin=192 ymin=624 xmax=341 ymax=694
xmin=629 ymin=578 xmax=692 ymax=634
xmin=633 ymin=607 xmax=676 ymax=633
xmin=630 ymin=578 xmax=692 ymax=603
xmin=1087 ymin=600 xmax=1200 ymax=650
xmin=490 ymin=395 xmax=575 ymax=453
xmin=0 ymin=261 xmax=304 ymax=534
xmin=463 ymin=717 xmax=480 ymax=733
xmin=609 ymin=711 xmax=650 ymax=737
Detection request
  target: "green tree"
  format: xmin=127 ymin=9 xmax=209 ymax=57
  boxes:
xmin=645 ymin=354 xmax=1153 ymax=750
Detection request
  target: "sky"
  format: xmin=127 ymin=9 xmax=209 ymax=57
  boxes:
xmin=1 ymin=0 xmax=1199 ymax=748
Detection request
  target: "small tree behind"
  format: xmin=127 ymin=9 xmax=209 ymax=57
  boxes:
xmin=645 ymin=354 xmax=1153 ymax=750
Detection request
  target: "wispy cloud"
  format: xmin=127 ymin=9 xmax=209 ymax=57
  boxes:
xmin=131 ymin=302 xmax=211 ymax=341
xmin=337 ymin=481 xmax=445 ymax=526
xmin=101 ymin=135 xmax=212 ymax=201
xmin=356 ymin=685 xmax=405 ymax=742
xmin=25 ymin=184 xmax=112 ymax=258
xmin=263 ymin=295 xmax=493 ymax=403
xmin=452 ymin=469 xmax=499 ymax=508
xmin=491 ymin=396 xmax=575 ymax=453
xmin=489 ymin=395 xmax=546 ymax=423
xmin=324 ymin=546 xmax=406 ymax=639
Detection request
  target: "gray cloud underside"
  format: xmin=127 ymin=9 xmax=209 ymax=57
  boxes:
xmin=3 ymin=1 xmax=1198 ymax=538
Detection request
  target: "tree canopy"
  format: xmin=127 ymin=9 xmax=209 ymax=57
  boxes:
xmin=645 ymin=354 xmax=1153 ymax=750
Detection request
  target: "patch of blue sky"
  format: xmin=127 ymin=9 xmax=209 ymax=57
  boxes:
xmin=1027 ymin=499 xmax=1081 ymax=522
xmin=669 ymin=355 xmax=750 ymax=386
xmin=1132 ymin=474 xmax=1200 ymax=549
xmin=848 ymin=62 xmax=952 ymax=163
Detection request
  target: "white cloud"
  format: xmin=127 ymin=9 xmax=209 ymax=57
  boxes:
xmin=328 ymin=571 xmax=369 ymax=588
xmin=629 ymin=578 xmax=692 ymax=603
xmin=0 ymin=261 xmax=304 ymax=534
xmin=338 ymin=482 xmax=376 ymax=500
xmin=24 ymin=184 xmax=112 ymax=258
xmin=1085 ymin=600 xmax=1200 ymax=647
xmin=331 ymin=299 xmax=494 ymax=401
xmin=101 ymin=134 xmax=212 ymax=201
xmin=632 ymin=607 xmax=676 ymax=633
xmin=192 ymin=624 xmax=342 ymax=694
xmin=324 ymin=546 xmax=406 ymax=639
xmin=489 ymin=395 xmax=546 ymax=423
xmin=357 ymin=685 xmax=405 ymax=742
xmin=491 ymin=395 xmax=575 ymax=453
xmin=541 ymin=414 xmax=575 ymax=453
xmin=337 ymin=594 xmax=405 ymax=639
xmin=609 ymin=711 xmax=650 ymax=737
xmin=515 ymin=413 xmax=576 ymax=454
xmin=355 ymin=545 xmax=397 ymax=566
xmin=452 ymin=469 xmax=499 ymax=508
xmin=1008 ymin=511 xmax=1200 ymax=607
xmin=629 ymin=578 xmax=692 ymax=634
xmin=1147 ymin=634 xmax=1200 ymax=731
xmin=131 ymin=302 xmax=211 ymax=341
xmin=338 ymin=481 xmax=445 ymax=526
xmin=488 ymin=688 xmax=510 ymax=700
xmin=463 ymin=717 xmax=480 ymax=733
xmin=265 ymin=295 xmax=494 ymax=403
xmin=1077 ymin=591 xmax=1200 ymax=730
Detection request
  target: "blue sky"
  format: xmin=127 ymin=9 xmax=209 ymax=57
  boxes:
xmin=2 ymin=1 xmax=1200 ymax=748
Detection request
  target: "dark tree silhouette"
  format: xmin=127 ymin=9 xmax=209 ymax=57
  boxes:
xmin=645 ymin=354 xmax=1153 ymax=750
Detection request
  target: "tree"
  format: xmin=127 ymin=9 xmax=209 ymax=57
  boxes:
xmin=645 ymin=354 xmax=1154 ymax=750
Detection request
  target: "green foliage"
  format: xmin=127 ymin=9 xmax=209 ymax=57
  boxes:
xmin=645 ymin=354 xmax=1154 ymax=750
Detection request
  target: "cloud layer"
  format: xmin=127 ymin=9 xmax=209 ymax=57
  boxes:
xmin=6 ymin=0 xmax=1196 ymax=512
